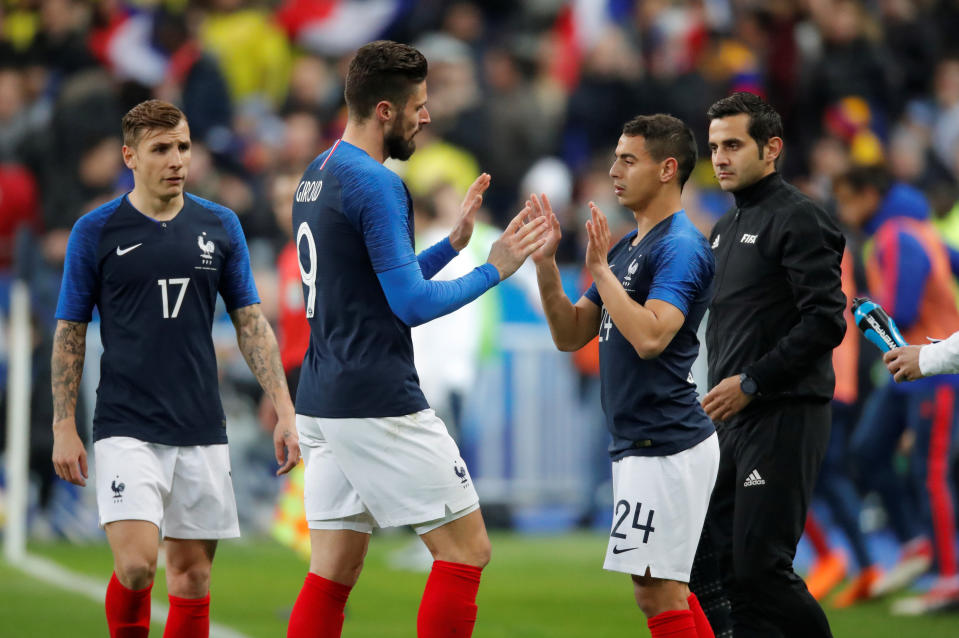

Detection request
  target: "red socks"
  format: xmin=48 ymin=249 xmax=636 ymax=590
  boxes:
xmin=105 ymin=572 xmax=152 ymax=638
xmin=687 ymin=593 xmax=715 ymax=638
xmin=647 ymin=609 xmax=698 ymax=638
xmin=287 ymin=562 xmax=480 ymax=638
xmin=417 ymin=560 xmax=483 ymax=638
xmin=646 ymin=595 xmax=713 ymax=638
xmin=163 ymin=593 xmax=210 ymax=638
xmin=287 ymin=572 xmax=353 ymax=638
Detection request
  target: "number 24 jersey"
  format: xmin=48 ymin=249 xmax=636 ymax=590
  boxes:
xmin=55 ymin=194 xmax=259 ymax=446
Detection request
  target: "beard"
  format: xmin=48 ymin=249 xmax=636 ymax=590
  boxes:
xmin=385 ymin=119 xmax=417 ymax=161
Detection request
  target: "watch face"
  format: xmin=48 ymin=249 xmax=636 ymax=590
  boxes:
xmin=741 ymin=375 xmax=757 ymax=395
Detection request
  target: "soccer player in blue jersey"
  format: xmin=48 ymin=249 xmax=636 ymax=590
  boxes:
xmin=286 ymin=41 xmax=547 ymax=638
xmin=51 ymin=100 xmax=300 ymax=638
xmin=529 ymin=114 xmax=718 ymax=638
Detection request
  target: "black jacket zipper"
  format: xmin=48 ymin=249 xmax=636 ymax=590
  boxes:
xmin=713 ymin=207 xmax=742 ymax=301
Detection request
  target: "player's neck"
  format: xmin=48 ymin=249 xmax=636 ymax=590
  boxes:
xmin=631 ymin=192 xmax=681 ymax=243
xmin=342 ymin=119 xmax=387 ymax=163
xmin=128 ymin=188 xmax=184 ymax=221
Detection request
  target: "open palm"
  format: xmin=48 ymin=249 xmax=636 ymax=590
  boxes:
xmin=449 ymin=172 xmax=491 ymax=251
xmin=527 ymin=193 xmax=562 ymax=264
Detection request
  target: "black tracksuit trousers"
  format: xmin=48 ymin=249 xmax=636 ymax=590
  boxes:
xmin=691 ymin=401 xmax=833 ymax=638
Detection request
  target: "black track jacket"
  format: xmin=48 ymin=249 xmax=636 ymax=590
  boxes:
xmin=706 ymin=172 xmax=846 ymax=405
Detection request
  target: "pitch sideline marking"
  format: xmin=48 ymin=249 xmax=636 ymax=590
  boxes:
xmin=13 ymin=552 xmax=253 ymax=638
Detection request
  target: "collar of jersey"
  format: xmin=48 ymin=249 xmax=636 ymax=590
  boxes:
xmin=732 ymin=172 xmax=782 ymax=209
xmin=123 ymin=192 xmax=186 ymax=225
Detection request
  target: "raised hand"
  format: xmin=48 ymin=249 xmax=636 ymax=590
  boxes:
xmin=526 ymin=193 xmax=563 ymax=265
xmin=449 ymin=173 xmax=491 ymax=251
xmin=486 ymin=207 xmax=548 ymax=280
xmin=585 ymin=201 xmax=612 ymax=276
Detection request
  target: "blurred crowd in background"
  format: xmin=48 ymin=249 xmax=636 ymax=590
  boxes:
xmin=4 ymin=0 xmax=959 ymax=275
xmin=5 ymin=0 xmax=959 ymax=607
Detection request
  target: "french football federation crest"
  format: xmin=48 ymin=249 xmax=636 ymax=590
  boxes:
xmin=111 ymin=476 xmax=126 ymax=502
xmin=624 ymin=258 xmax=640 ymax=283
xmin=198 ymin=232 xmax=215 ymax=266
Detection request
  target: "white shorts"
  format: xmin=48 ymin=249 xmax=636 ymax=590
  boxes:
xmin=603 ymin=432 xmax=719 ymax=581
xmin=297 ymin=409 xmax=480 ymax=535
xmin=94 ymin=436 xmax=240 ymax=539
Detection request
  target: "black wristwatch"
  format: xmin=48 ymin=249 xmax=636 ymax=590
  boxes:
xmin=739 ymin=373 xmax=759 ymax=396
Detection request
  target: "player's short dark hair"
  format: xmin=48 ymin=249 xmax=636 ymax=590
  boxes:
xmin=121 ymin=99 xmax=186 ymax=148
xmin=834 ymin=163 xmax=893 ymax=197
xmin=622 ymin=114 xmax=698 ymax=189
xmin=706 ymin=92 xmax=783 ymax=156
xmin=345 ymin=40 xmax=428 ymax=120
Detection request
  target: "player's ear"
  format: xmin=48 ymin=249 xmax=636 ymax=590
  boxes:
xmin=661 ymin=157 xmax=678 ymax=184
xmin=374 ymin=100 xmax=394 ymax=124
xmin=122 ymin=144 xmax=136 ymax=170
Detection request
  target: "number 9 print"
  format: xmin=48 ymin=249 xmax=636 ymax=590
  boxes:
xmin=297 ymin=222 xmax=317 ymax=318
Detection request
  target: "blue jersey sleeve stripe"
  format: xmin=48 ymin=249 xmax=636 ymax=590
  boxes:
xmin=55 ymin=199 xmax=122 ymax=322
xmin=647 ymin=221 xmax=713 ymax=317
xmin=339 ymin=155 xmax=419 ymax=273
xmin=376 ymin=260 xmax=498 ymax=327
xmin=189 ymin=194 xmax=261 ymax=312
xmin=645 ymin=290 xmax=690 ymax=315
xmin=417 ymin=237 xmax=458 ymax=280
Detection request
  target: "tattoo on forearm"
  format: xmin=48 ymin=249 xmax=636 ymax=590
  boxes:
xmin=231 ymin=305 xmax=290 ymax=408
xmin=52 ymin=320 xmax=87 ymax=423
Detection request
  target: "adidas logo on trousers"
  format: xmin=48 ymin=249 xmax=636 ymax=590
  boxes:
xmin=743 ymin=469 xmax=766 ymax=487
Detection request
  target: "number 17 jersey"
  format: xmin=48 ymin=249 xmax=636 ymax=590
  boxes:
xmin=55 ymin=194 xmax=260 ymax=446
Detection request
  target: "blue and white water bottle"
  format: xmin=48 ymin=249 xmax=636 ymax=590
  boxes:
xmin=852 ymin=297 xmax=909 ymax=353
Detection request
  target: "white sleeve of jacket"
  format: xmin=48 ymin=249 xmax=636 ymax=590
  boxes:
xmin=919 ymin=331 xmax=959 ymax=376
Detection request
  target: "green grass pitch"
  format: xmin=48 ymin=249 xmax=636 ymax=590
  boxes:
xmin=2 ymin=532 xmax=958 ymax=637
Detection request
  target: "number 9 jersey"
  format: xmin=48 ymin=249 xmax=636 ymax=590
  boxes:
xmin=55 ymin=194 xmax=260 ymax=446
xmin=291 ymin=140 xmax=430 ymax=419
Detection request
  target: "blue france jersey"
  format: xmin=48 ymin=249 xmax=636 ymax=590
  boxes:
xmin=292 ymin=140 xmax=429 ymax=417
xmin=55 ymin=194 xmax=259 ymax=445
xmin=584 ymin=211 xmax=715 ymax=459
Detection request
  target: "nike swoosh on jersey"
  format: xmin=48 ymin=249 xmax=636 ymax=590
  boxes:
xmin=612 ymin=545 xmax=638 ymax=554
xmin=116 ymin=243 xmax=143 ymax=256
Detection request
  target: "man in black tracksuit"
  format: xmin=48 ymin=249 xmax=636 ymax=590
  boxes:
xmin=691 ymin=93 xmax=846 ymax=637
